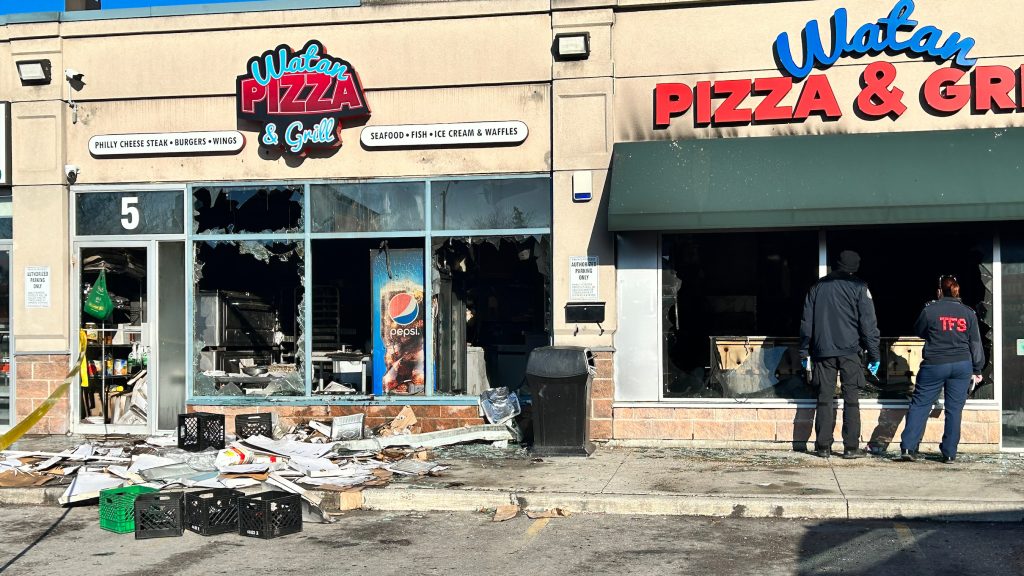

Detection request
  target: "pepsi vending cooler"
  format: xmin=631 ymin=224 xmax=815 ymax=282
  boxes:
xmin=370 ymin=249 xmax=426 ymax=395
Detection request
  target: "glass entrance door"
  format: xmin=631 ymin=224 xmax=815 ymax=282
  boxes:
xmin=76 ymin=243 xmax=151 ymax=431
xmin=156 ymin=241 xmax=186 ymax=432
xmin=71 ymin=186 xmax=188 ymax=434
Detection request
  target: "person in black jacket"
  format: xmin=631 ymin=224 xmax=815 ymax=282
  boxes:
xmin=898 ymin=275 xmax=985 ymax=463
xmin=799 ymin=250 xmax=880 ymax=459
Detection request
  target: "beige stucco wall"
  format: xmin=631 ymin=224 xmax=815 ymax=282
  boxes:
xmin=62 ymin=13 xmax=552 ymax=101
xmin=67 ymin=84 xmax=551 ymax=184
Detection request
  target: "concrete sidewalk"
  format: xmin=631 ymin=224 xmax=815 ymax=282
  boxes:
xmin=369 ymin=446 xmax=1024 ymax=522
xmin=4 ymin=438 xmax=1024 ymax=522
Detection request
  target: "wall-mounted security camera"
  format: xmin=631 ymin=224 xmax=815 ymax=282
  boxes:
xmin=64 ymin=164 xmax=80 ymax=184
xmin=63 ymin=69 xmax=85 ymax=124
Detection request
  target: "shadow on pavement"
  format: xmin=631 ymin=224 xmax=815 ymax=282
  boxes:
xmin=795 ymin=512 xmax=1024 ymax=576
xmin=792 ymin=407 xmax=815 ymax=451
xmin=0 ymin=508 xmax=71 ymax=574
xmin=866 ymin=407 xmax=909 ymax=453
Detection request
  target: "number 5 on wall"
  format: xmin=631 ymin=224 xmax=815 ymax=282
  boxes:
xmin=120 ymin=196 xmax=139 ymax=230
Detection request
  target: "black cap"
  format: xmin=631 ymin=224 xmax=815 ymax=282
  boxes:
xmin=835 ymin=250 xmax=860 ymax=274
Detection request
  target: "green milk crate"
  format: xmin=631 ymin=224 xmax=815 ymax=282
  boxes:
xmin=99 ymin=485 xmax=158 ymax=534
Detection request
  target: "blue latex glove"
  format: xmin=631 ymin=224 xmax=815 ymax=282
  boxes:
xmin=800 ymin=358 xmax=809 ymax=370
xmin=867 ymin=361 xmax=880 ymax=377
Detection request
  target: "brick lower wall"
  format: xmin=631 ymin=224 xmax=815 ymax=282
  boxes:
xmin=189 ymin=404 xmax=484 ymax=433
xmin=13 ymin=354 xmax=71 ymax=434
xmin=182 ymin=351 xmax=617 ymax=441
xmin=611 ymin=406 xmax=1001 ymax=451
xmin=589 ymin=351 xmax=613 ymax=441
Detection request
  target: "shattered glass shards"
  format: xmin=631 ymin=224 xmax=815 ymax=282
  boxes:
xmin=192 ymin=371 xmax=217 ymax=396
xmin=193 ymin=240 xmax=306 ymax=397
xmin=260 ymin=372 xmax=305 ymax=396
xmin=193 ymin=185 xmax=304 ymax=234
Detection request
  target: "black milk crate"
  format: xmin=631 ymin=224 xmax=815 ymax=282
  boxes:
xmin=235 ymin=413 xmax=273 ymax=439
xmin=134 ymin=492 xmax=184 ymax=540
xmin=238 ymin=491 xmax=302 ymax=539
xmin=185 ymin=488 xmax=242 ymax=536
xmin=178 ymin=412 xmax=225 ymax=451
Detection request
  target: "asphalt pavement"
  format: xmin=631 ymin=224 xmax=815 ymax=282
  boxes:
xmin=0 ymin=506 xmax=1021 ymax=576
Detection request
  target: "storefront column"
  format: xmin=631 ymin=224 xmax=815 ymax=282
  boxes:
xmin=552 ymin=8 xmax=615 ymax=439
xmin=11 ymin=99 xmax=72 ymax=433
xmin=551 ymin=10 xmax=616 ymax=348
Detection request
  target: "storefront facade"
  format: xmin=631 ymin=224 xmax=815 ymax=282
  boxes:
xmin=4 ymin=0 xmax=1023 ymax=452
xmin=599 ymin=0 xmax=1022 ymax=452
xmin=2 ymin=0 xmax=571 ymax=435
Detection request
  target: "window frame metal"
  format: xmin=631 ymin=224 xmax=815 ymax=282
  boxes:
xmin=185 ymin=174 xmax=552 ymax=406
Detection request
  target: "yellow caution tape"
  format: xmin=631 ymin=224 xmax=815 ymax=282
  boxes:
xmin=79 ymin=330 xmax=89 ymax=389
xmin=0 ymin=350 xmax=86 ymax=452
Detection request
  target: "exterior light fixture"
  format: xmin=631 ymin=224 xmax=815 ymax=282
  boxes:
xmin=553 ymin=32 xmax=591 ymax=61
xmin=16 ymin=59 xmax=52 ymax=85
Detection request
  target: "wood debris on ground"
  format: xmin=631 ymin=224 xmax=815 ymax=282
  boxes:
xmin=492 ymin=504 xmax=520 ymax=522
xmin=0 ymin=408 xmax=518 ymax=518
xmin=525 ymin=508 xmax=571 ymax=519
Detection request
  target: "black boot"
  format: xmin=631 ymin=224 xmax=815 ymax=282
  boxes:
xmin=895 ymin=449 xmax=917 ymax=462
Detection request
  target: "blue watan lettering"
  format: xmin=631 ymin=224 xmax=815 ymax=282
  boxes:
xmin=773 ymin=0 xmax=977 ymax=80
xmin=249 ymin=42 xmax=350 ymax=87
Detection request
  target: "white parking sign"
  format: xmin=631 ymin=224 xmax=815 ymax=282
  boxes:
xmin=569 ymin=256 xmax=599 ymax=301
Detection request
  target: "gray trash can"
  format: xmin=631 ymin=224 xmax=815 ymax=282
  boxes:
xmin=525 ymin=346 xmax=596 ymax=456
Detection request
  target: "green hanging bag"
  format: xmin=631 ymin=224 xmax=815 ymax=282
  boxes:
xmin=83 ymin=269 xmax=114 ymax=321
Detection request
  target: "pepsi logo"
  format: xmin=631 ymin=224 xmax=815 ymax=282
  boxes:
xmin=388 ymin=292 xmax=419 ymax=326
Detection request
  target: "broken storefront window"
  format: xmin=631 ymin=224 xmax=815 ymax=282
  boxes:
xmin=193 ymin=240 xmax=305 ymax=397
xmin=663 ymin=225 xmax=997 ymax=401
xmin=193 ymin=185 xmax=303 ymax=234
xmin=662 ymin=232 xmax=818 ymax=400
xmin=432 ymin=235 xmax=551 ymax=396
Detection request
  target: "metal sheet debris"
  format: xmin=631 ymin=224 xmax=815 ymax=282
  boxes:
xmin=307 ymin=421 xmax=332 ymax=437
xmin=332 ymin=424 xmax=515 ymax=451
xmin=58 ymin=471 xmax=123 ymax=505
xmin=1 ymin=450 xmax=131 ymax=463
xmin=331 ymin=414 xmax=365 ymax=441
xmin=288 ymin=456 xmax=342 ymax=478
xmin=241 ymin=435 xmax=337 ymax=459
xmin=145 ymin=436 xmax=178 ymax=448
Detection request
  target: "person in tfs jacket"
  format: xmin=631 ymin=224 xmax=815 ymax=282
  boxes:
xmin=898 ymin=275 xmax=985 ymax=463
xmin=800 ymin=250 xmax=881 ymax=459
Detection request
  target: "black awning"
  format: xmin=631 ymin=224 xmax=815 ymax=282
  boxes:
xmin=608 ymin=128 xmax=1024 ymax=231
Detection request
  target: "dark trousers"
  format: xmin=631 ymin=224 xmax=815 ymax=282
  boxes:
xmin=900 ymin=360 xmax=972 ymax=458
xmin=813 ymin=355 xmax=863 ymax=451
